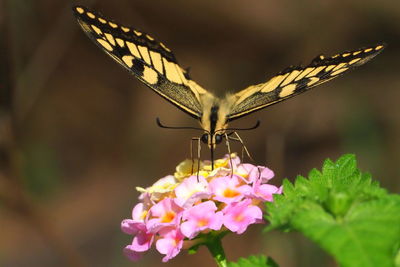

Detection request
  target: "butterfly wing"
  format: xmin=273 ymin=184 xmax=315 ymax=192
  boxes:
xmin=73 ymin=6 xmax=211 ymax=119
xmin=227 ymin=44 xmax=385 ymax=121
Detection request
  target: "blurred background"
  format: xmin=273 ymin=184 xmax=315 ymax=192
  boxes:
xmin=1 ymin=0 xmax=399 ymax=266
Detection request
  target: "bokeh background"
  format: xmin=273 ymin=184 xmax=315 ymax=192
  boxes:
xmin=1 ymin=0 xmax=399 ymax=266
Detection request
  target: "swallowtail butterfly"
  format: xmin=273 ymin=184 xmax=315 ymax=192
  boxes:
xmin=73 ymin=6 xmax=385 ymax=157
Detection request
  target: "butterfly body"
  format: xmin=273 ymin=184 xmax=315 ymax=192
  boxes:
xmin=73 ymin=6 xmax=385 ymax=150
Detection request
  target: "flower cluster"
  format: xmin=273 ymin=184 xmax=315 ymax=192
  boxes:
xmin=121 ymin=154 xmax=282 ymax=262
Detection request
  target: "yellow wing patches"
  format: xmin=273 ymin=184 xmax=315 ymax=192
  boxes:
xmin=124 ymin=41 xmax=170 ymax=78
xmin=175 ymin=64 xmax=188 ymax=84
xmin=307 ymin=77 xmax=320 ymax=86
xmin=146 ymin=34 xmax=155 ymax=41
xmin=122 ymin=55 xmax=134 ymax=67
xmin=126 ymin=42 xmax=141 ymax=58
xmin=134 ymin=30 xmax=142 ymax=36
xmin=150 ymin=51 xmax=163 ymax=74
xmin=160 ymin=42 xmax=171 ymax=52
xmin=325 ymin=65 xmax=336 ymax=72
xmin=121 ymin=26 xmax=130 ymax=32
xmin=76 ymin=7 xmax=84 ymax=14
xmin=87 ymin=12 xmax=95 ymax=19
xmin=138 ymin=46 xmax=152 ymax=65
xmin=346 ymin=45 xmax=382 ymax=57
xmin=120 ymin=54 xmax=160 ymax=86
xmin=104 ymin=33 xmax=116 ymax=46
xmin=332 ymin=63 xmax=346 ymax=71
xmin=306 ymin=66 xmax=325 ymax=78
xmin=295 ymin=67 xmax=314 ymax=81
xmin=342 ymin=53 xmax=351 ymax=57
xmin=98 ymin=17 xmax=107 ymax=24
xmin=162 ymin=58 xmax=185 ymax=84
xmin=142 ymin=66 xmax=158 ymax=84
xmin=96 ymin=38 xmax=113 ymax=51
xmin=281 ymin=70 xmax=301 ymax=86
xmin=279 ymin=84 xmax=297 ymax=98
xmin=109 ymin=22 xmax=118 ymax=28
xmin=260 ymin=73 xmax=289 ymax=93
xmin=349 ymin=58 xmax=361 ymax=65
xmin=116 ymin=38 xmax=125 ymax=47
xmin=91 ymin=25 xmax=103 ymax=35
xmin=331 ymin=68 xmax=349 ymax=76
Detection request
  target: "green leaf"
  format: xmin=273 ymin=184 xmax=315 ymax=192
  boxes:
xmin=265 ymin=154 xmax=400 ymax=267
xmin=228 ymin=255 xmax=279 ymax=267
xmin=395 ymin=245 xmax=400 ymax=267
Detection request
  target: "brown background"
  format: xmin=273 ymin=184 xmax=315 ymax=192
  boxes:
xmin=1 ymin=0 xmax=399 ymax=266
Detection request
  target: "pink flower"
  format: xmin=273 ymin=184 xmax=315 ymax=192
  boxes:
xmin=121 ymin=154 xmax=281 ymax=263
xmin=209 ymin=175 xmax=251 ymax=204
xmin=174 ymin=176 xmax=210 ymax=208
xmin=181 ymin=201 xmax=223 ymax=238
xmin=252 ymin=166 xmax=275 ymax=183
xmin=123 ymin=231 xmax=154 ymax=261
xmin=121 ymin=203 xmax=147 ymax=234
xmin=227 ymin=154 xmax=242 ymax=169
xmin=130 ymin=231 xmax=154 ymax=252
xmin=236 ymin=164 xmax=274 ymax=184
xmin=223 ymin=199 xmax=263 ymax=234
xmin=146 ymin=198 xmax=184 ymax=233
xmin=156 ymin=227 xmax=185 ymax=262
xmin=249 ymin=179 xmax=281 ymax=202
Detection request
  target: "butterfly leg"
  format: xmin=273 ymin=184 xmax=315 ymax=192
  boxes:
xmin=229 ymin=131 xmax=254 ymax=163
xmin=227 ymin=136 xmax=245 ymax=162
xmin=226 ymin=133 xmax=244 ymax=161
xmin=223 ymin=133 xmax=234 ymax=176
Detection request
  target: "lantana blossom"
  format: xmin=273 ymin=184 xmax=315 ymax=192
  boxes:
xmin=174 ymin=175 xmax=210 ymax=208
xmin=222 ymin=199 xmax=263 ymax=234
xmin=156 ymin=227 xmax=185 ymax=262
xmin=181 ymin=201 xmax=223 ymax=238
xmin=121 ymin=154 xmax=282 ymax=262
xmin=209 ymin=175 xmax=251 ymax=204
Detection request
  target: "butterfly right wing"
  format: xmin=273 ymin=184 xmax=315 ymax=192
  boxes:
xmin=73 ymin=6 xmax=212 ymax=119
xmin=226 ymin=44 xmax=385 ymax=121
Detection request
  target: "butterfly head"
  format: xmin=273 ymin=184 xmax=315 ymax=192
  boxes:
xmin=199 ymin=101 xmax=229 ymax=149
xmin=201 ymin=131 xmax=224 ymax=149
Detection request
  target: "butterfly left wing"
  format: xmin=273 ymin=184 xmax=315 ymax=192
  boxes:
xmin=73 ymin=6 xmax=212 ymax=120
xmin=226 ymin=44 xmax=385 ymax=121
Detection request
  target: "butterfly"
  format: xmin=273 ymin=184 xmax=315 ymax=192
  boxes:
xmin=73 ymin=6 xmax=385 ymax=158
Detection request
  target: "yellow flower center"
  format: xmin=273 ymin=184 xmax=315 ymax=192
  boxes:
xmin=235 ymin=214 xmax=244 ymax=222
xmin=223 ymin=188 xmax=240 ymax=198
xmin=161 ymin=211 xmax=176 ymax=223
xmin=197 ymin=218 xmax=209 ymax=227
xmin=140 ymin=210 xmax=148 ymax=220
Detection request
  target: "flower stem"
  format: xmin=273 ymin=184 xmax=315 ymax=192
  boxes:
xmin=205 ymin=236 xmax=227 ymax=267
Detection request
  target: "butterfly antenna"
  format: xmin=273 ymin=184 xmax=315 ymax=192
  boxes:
xmin=224 ymin=120 xmax=261 ymax=132
xmin=156 ymin=118 xmax=204 ymax=131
